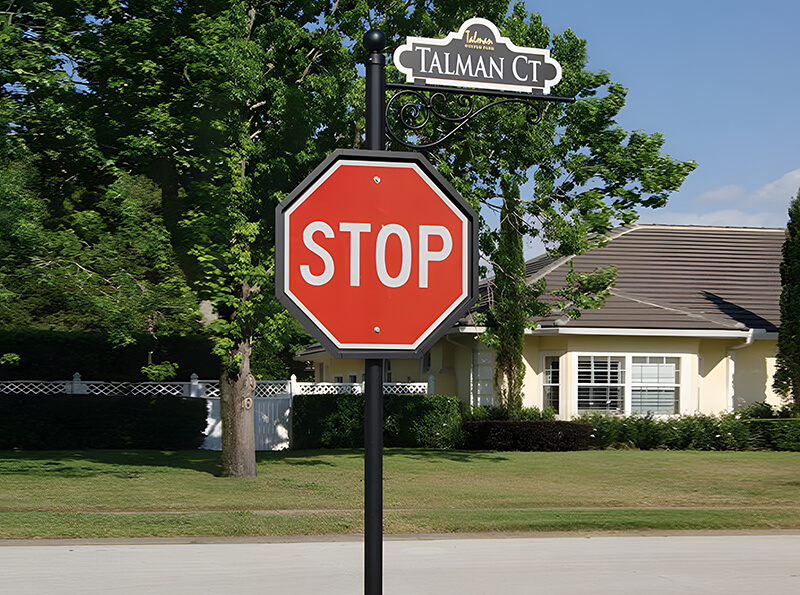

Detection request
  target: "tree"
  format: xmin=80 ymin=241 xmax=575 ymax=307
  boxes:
xmin=773 ymin=188 xmax=800 ymax=411
xmin=1 ymin=1 xmax=696 ymax=456
xmin=387 ymin=6 xmax=696 ymax=417
xmin=2 ymin=1 xmax=358 ymax=475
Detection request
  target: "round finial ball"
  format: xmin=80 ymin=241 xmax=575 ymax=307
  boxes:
xmin=363 ymin=29 xmax=386 ymax=52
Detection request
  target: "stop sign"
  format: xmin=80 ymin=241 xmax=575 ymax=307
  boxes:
xmin=276 ymin=149 xmax=478 ymax=359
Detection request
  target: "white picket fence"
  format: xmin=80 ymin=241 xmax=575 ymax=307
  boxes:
xmin=0 ymin=373 xmax=432 ymax=451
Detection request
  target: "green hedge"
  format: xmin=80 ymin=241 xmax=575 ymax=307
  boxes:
xmin=576 ymin=412 xmax=800 ymax=451
xmin=0 ymin=330 xmax=218 ymax=381
xmin=739 ymin=419 xmax=800 ymax=451
xmin=0 ymin=394 xmax=208 ymax=450
xmin=461 ymin=404 xmax=558 ymax=421
xmin=291 ymin=393 xmax=462 ymax=450
xmin=462 ymin=420 xmax=594 ymax=451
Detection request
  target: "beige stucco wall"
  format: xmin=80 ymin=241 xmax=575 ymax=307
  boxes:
xmin=305 ymin=333 xmax=780 ymax=416
xmin=732 ymin=339 xmax=780 ymax=410
xmin=520 ymin=334 xmax=780 ymax=417
xmin=315 ymin=357 xmax=422 ymax=384
xmin=696 ymin=339 xmax=730 ymax=414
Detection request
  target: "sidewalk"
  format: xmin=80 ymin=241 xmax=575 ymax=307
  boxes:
xmin=2 ymin=532 xmax=799 ymax=594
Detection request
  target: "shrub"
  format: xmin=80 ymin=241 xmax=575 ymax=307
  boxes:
xmin=573 ymin=412 xmax=626 ymax=448
xmin=460 ymin=404 xmax=508 ymax=422
xmin=737 ymin=401 xmax=777 ymax=419
xmin=291 ymin=393 xmax=462 ymax=450
xmin=461 ymin=420 xmax=594 ymax=451
xmin=0 ymin=394 xmax=207 ymax=449
xmin=575 ymin=412 xmax=756 ymax=451
xmin=773 ymin=420 xmax=800 ymax=451
xmin=461 ymin=404 xmax=557 ymax=422
xmin=739 ymin=419 xmax=800 ymax=451
xmin=668 ymin=413 xmax=752 ymax=451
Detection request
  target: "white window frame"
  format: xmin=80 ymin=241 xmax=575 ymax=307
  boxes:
xmin=630 ymin=355 xmax=682 ymax=415
xmin=539 ymin=352 xmax=564 ymax=418
xmin=572 ymin=352 xmax=689 ymax=416
xmin=576 ymin=355 xmax=626 ymax=414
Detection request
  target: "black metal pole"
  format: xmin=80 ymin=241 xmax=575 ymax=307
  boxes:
xmin=364 ymin=29 xmax=386 ymax=152
xmin=363 ymin=358 xmax=383 ymax=595
xmin=363 ymin=28 xmax=386 ymax=595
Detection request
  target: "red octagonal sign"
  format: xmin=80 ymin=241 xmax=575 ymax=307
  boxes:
xmin=276 ymin=150 xmax=478 ymax=359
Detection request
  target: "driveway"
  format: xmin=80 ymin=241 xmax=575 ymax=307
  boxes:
xmin=2 ymin=532 xmax=799 ymax=594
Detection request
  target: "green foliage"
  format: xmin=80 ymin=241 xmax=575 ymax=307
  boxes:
xmin=250 ymin=316 xmax=313 ymax=380
xmin=0 ymin=330 xmax=217 ymax=381
xmin=292 ymin=394 xmax=463 ymax=450
xmin=0 ymin=353 xmax=19 ymax=366
xmin=483 ymin=181 xmax=543 ymax=419
xmin=414 ymin=6 xmax=694 ymax=420
xmin=0 ymin=394 xmax=207 ymax=450
xmin=1 ymin=1 xmax=696 ymax=468
xmin=462 ymin=403 xmax=556 ymax=421
xmin=141 ymin=361 xmax=179 ymax=382
xmin=774 ymin=188 xmax=800 ymax=411
xmin=575 ymin=412 xmax=800 ymax=451
xmin=462 ymin=420 xmax=594 ymax=451
xmin=553 ymin=262 xmax=618 ymax=319
xmin=737 ymin=420 xmax=800 ymax=452
xmin=0 ymin=168 xmax=201 ymax=346
xmin=737 ymin=401 xmax=781 ymax=420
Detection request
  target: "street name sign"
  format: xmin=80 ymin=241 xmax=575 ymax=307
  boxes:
xmin=275 ymin=149 xmax=478 ymax=359
xmin=393 ymin=17 xmax=562 ymax=95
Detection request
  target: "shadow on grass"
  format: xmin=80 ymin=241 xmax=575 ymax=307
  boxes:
xmin=0 ymin=449 xmax=223 ymax=477
xmin=384 ymin=448 xmax=510 ymax=463
xmin=256 ymin=449 xmax=360 ymax=466
xmin=272 ymin=448 xmax=510 ymax=464
xmin=0 ymin=447 xmax=509 ymax=478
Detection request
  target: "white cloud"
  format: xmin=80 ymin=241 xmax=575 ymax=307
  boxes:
xmin=753 ymin=169 xmax=800 ymax=205
xmin=694 ymin=184 xmax=747 ymax=204
xmin=642 ymin=168 xmax=800 ymax=229
xmin=639 ymin=209 xmax=787 ymax=229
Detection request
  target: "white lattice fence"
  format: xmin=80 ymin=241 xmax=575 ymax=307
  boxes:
xmin=295 ymin=382 xmax=363 ymax=395
xmin=198 ymin=381 xmax=220 ymax=398
xmin=383 ymin=382 xmax=428 ymax=395
xmin=0 ymin=374 xmax=432 ymax=452
xmin=0 ymin=381 xmax=67 ymax=395
xmin=0 ymin=375 xmax=430 ymax=399
xmin=255 ymin=381 xmax=290 ymax=398
xmin=81 ymin=381 xmax=189 ymax=397
xmin=130 ymin=383 xmax=187 ymax=397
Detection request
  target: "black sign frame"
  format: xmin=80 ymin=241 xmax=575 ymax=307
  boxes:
xmin=393 ymin=17 xmax=563 ymax=95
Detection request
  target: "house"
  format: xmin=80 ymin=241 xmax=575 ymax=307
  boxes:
xmin=299 ymin=224 xmax=786 ymax=417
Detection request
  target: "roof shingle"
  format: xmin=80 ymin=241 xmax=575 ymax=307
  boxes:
xmin=481 ymin=224 xmax=785 ymax=333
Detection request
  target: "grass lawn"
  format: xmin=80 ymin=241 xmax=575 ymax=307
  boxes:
xmin=1 ymin=449 xmax=799 ymax=538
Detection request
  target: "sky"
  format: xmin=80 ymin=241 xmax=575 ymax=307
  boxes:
xmin=521 ymin=0 xmax=799 ymax=229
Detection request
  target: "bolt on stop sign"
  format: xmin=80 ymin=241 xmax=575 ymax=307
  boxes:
xmin=276 ymin=150 xmax=478 ymax=359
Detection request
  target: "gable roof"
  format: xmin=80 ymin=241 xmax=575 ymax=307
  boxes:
xmin=479 ymin=224 xmax=785 ymax=334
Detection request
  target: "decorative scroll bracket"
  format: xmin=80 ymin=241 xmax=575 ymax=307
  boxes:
xmin=385 ymin=82 xmax=575 ymax=149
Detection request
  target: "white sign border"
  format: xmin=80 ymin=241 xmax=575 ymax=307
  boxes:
xmin=283 ymin=159 xmax=471 ymax=352
xmin=393 ymin=17 xmax=563 ymax=95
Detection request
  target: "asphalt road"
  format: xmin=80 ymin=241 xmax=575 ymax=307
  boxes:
xmin=2 ymin=532 xmax=799 ymax=594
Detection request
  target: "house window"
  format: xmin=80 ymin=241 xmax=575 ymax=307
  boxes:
xmin=576 ymin=354 xmax=683 ymax=415
xmin=542 ymin=356 xmax=560 ymax=412
xmin=349 ymin=374 xmax=358 ymax=383
xmin=577 ymin=356 xmax=625 ymax=414
xmin=631 ymin=356 xmax=680 ymax=415
xmin=334 ymin=376 xmax=343 ymax=383
xmin=384 ymin=360 xmax=392 ymax=382
xmin=421 ymin=351 xmax=431 ymax=375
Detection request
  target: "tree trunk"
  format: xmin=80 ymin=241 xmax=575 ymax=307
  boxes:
xmin=220 ymin=339 xmax=257 ymax=477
